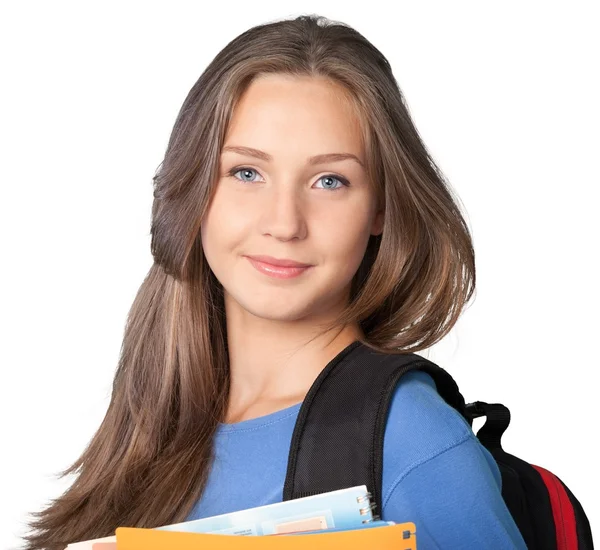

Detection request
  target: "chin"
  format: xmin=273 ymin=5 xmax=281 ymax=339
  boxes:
xmin=224 ymin=280 xmax=349 ymax=323
xmin=244 ymin=301 xmax=315 ymax=323
xmin=229 ymin=290 xmax=324 ymax=323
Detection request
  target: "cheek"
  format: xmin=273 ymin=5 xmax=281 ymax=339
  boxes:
xmin=340 ymin=230 xmax=371 ymax=272
xmin=320 ymin=208 xmax=373 ymax=271
xmin=200 ymin=187 xmax=249 ymax=257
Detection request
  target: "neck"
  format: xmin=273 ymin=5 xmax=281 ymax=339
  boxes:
xmin=223 ymin=294 xmax=363 ymax=419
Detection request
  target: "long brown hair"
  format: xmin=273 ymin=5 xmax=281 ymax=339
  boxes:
xmin=23 ymin=13 xmax=475 ymax=549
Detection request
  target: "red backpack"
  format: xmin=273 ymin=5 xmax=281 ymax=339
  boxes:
xmin=282 ymin=341 xmax=594 ymax=549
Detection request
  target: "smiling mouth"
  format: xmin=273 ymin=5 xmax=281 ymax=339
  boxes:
xmin=245 ymin=254 xmax=312 ymax=268
xmin=245 ymin=256 xmax=313 ymax=279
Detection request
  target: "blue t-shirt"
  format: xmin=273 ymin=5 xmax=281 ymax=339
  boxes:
xmin=185 ymin=370 xmax=527 ymax=548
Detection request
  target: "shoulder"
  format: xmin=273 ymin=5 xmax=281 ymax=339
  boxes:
xmin=383 ymin=368 xmax=473 ymax=454
xmin=381 ymin=368 xmax=500 ymax=494
xmin=379 ymin=370 xmax=526 ymax=548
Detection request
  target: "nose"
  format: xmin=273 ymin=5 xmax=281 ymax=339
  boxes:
xmin=258 ymin=181 xmax=308 ymax=242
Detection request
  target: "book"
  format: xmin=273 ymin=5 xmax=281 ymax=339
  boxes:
xmin=66 ymin=485 xmax=408 ymax=548
xmin=159 ymin=484 xmax=377 ymax=535
xmin=86 ymin=520 xmax=416 ymax=550
xmin=113 ymin=522 xmax=417 ymax=549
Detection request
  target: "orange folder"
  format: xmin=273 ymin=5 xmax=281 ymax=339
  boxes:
xmin=115 ymin=522 xmax=417 ymax=549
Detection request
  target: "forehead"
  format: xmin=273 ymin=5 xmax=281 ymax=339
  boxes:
xmin=223 ymin=74 xmax=365 ymax=160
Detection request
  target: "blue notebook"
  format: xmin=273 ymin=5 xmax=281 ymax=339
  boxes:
xmin=66 ymin=485 xmax=392 ymax=547
xmin=158 ymin=485 xmax=378 ymax=536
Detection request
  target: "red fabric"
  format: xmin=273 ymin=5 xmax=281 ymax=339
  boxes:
xmin=532 ymin=464 xmax=578 ymax=550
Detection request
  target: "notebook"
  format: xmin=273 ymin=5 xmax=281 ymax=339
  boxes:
xmin=92 ymin=521 xmax=416 ymax=550
xmin=159 ymin=484 xmax=377 ymax=535
xmin=114 ymin=522 xmax=417 ymax=549
xmin=66 ymin=485 xmax=394 ymax=548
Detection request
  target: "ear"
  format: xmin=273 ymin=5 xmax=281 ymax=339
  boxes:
xmin=370 ymin=209 xmax=384 ymax=236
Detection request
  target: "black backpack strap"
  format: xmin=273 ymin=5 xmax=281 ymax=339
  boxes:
xmin=466 ymin=401 xmax=511 ymax=450
xmin=282 ymin=340 xmax=469 ymax=517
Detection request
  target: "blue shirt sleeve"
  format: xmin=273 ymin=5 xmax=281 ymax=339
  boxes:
xmin=380 ymin=370 xmax=527 ymax=549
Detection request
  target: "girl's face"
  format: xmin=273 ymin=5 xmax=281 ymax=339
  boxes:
xmin=201 ymin=73 xmax=383 ymax=323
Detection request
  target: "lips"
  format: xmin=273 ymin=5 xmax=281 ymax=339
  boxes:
xmin=245 ymin=255 xmax=312 ymax=268
xmin=245 ymin=255 xmax=313 ymax=279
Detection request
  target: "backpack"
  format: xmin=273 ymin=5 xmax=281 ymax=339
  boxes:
xmin=282 ymin=340 xmax=594 ymax=550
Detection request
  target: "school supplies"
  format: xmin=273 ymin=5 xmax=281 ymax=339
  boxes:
xmin=65 ymin=485 xmax=415 ymax=549
xmin=159 ymin=484 xmax=377 ymax=535
xmin=113 ymin=521 xmax=416 ymax=549
xmin=282 ymin=340 xmax=594 ymax=550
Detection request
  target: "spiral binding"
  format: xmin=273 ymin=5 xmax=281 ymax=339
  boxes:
xmin=356 ymin=490 xmax=379 ymax=523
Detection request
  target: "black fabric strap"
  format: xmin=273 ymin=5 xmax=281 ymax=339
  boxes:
xmin=466 ymin=401 xmax=511 ymax=450
xmin=282 ymin=340 xmax=469 ymax=517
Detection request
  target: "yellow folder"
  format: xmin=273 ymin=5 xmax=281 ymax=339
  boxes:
xmin=115 ymin=522 xmax=417 ymax=550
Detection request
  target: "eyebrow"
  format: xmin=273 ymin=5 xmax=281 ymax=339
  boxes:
xmin=221 ymin=145 xmax=365 ymax=169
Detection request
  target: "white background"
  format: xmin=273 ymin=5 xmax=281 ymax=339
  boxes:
xmin=1 ymin=1 xmax=598 ymax=548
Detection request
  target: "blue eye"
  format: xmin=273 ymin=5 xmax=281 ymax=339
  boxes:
xmin=227 ymin=167 xmax=350 ymax=190
xmin=229 ymin=167 xmax=262 ymax=183
xmin=314 ymin=174 xmax=349 ymax=190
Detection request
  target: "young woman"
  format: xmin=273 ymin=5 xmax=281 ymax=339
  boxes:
xmin=24 ymin=14 xmax=527 ymax=549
